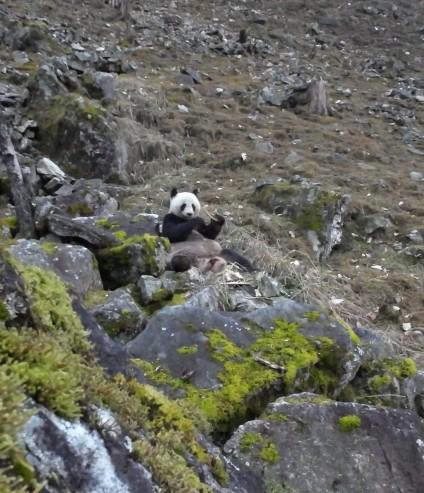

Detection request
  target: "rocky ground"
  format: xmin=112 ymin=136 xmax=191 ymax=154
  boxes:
xmin=0 ymin=1 xmax=423 ymax=492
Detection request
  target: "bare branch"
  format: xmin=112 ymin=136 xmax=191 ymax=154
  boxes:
xmin=0 ymin=116 xmax=35 ymax=238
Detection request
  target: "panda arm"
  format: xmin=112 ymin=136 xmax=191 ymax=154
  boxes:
xmin=162 ymin=214 xmax=206 ymax=243
xmin=197 ymin=215 xmax=225 ymax=240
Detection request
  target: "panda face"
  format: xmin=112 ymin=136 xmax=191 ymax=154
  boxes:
xmin=169 ymin=188 xmax=201 ymax=219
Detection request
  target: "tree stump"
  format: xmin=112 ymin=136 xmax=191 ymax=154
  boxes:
xmin=282 ymin=79 xmax=331 ymax=116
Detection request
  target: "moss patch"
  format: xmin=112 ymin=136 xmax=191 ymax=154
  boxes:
xmin=239 ymin=431 xmax=280 ymax=464
xmin=338 ymin=415 xmax=361 ymax=432
xmin=40 ymin=241 xmax=58 ymax=255
xmin=10 ymin=262 xmax=89 ymax=352
xmin=368 ymin=374 xmax=392 ymax=392
xmin=0 ymin=300 xmax=10 ymax=321
xmin=177 ymin=345 xmax=198 ymax=355
xmin=137 ymin=320 xmax=341 ymax=436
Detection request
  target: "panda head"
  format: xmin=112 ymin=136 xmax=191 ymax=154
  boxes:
xmin=169 ymin=188 xmax=201 ymax=219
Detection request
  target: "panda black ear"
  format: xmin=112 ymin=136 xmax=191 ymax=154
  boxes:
xmin=170 ymin=188 xmax=178 ymax=198
xmin=192 ymin=188 xmax=199 ymax=196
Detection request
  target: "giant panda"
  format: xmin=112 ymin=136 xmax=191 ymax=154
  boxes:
xmin=159 ymin=188 xmax=255 ymax=273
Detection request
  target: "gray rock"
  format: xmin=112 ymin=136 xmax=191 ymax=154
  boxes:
xmin=91 ymin=288 xmax=146 ymax=341
xmin=284 ymin=150 xmax=304 ymax=166
xmin=224 ymin=397 xmax=424 ymax=493
xmin=361 ymin=214 xmax=394 ymax=237
xmin=183 ymin=285 xmax=220 ymax=311
xmin=46 ymin=178 xmax=120 ymax=218
xmin=28 ymin=64 xmax=67 ymax=101
xmin=20 ymin=405 xmax=155 ymax=493
xmin=410 ymin=171 xmax=423 ymax=181
xmin=256 ymin=272 xmax=281 ymax=298
xmin=255 ymin=181 xmax=351 ymax=260
xmin=8 ymin=239 xmax=103 ymax=296
xmin=227 ymin=289 xmax=268 ymax=311
xmin=259 ymin=86 xmax=284 ymax=107
xmin=137 ymin=275 xmax=164 ymax=304
xmin=36 ymin=157 xmax=66 ymax=180
xmin=401 ymin=370 xmax=424 ymax=417
xmin=82 ymin=71 xmax=117 ymax=100
xmin=255 ymin=141 xmax=274 ymax=154
xmin=96 ymin=235 xmax=169 ymax=289
xmin=47 ymin=213 xmax=119 ymax=249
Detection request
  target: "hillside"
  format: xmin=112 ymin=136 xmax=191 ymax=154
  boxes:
xmin=0 ymin=0 xmax=423 ymax=492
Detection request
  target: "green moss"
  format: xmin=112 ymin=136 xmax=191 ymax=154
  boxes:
xmin=385 ymin=357 xmax=417 ymax=379
xmin=262 ymin=412 xmax=289 ymax=422
xmin=137 ymin=320 xmax=341 ymax=436
xmin=338 ymin=415 xmax=361 ymax=432
xmin=99 ymin=234 xmax=170 ymax=278
xmin=84 ymin=289 xmax=110 ymax=308
xmin=177 ymin=345 xmax=198 ymax=355
xmin=368 ymin=374 xmax=392 ymax=392
xmin=114 ymin=230 xmax=128 ymax=241
xmin=67 ymin=202 xmax=94 ymax=217
xmin=0 ymin=300 xmax=10 ymax=321
xmin=0 ymin=216 xmax=18 ymax=229
xmin=338 ymin=319 xmax=361 ymax=346
xmin=240 ymin=432 xmax=263 ymax=452
xmin=0 ymin=359 xmax=38 ymax=492
xmin=0 ymin=327 xmax=86 ymax=418
xmin=368 ymin=357 xmax=417 ymax=384
xmin=40 ymin=241 xmax=58 ymax=255
xmin=254 ymin=182 xmax=297 ymax=211
xmin=9 ymin=262 xmax=89 ymax=352
xmin=152 ymin=287 xmax=171 ymax=303
xmin=295 ymin=190 xmax=339 ymax=233
xmin=133 ymin=359 xmax=186 ymax=391
xmin=210 ymin=456 xmax=229 ymax=486
xmin=304 ymin=310 xmax=321 ymax=322
xmin=169 ymin=293 xmax=186 ymax=305
xmin=96 ymin=218 xmax=114 ymax=229
xmin=239 ymin=432 xmax=280 ymax=464
xmin=250 ymin=320 xmax=320 ymax=387
xmin=259 ymin=441 xmax=280 ymax=464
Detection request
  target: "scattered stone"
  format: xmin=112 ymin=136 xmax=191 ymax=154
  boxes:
xmin=410 ymin=171 xmax=423 ymax=181
xmin=91 ymin=288 xmax=146 ymax=340
xmin=360 ymin=214 xmax=394 ymax=237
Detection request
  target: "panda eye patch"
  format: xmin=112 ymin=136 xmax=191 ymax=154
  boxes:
xmin=192 ymin=205 xmax=196 ymax=211
xmin=180 ymin=203 xmax=186 ymax=211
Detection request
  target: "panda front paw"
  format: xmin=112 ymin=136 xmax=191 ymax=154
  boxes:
xmin=212 ymin=214 xmax=225 ymax=225
xmin=191 ymin=217 xmax=207 ymax=230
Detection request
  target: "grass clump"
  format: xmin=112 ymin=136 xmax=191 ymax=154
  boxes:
xmin=338 ymin=415 xmax=361 ymax=432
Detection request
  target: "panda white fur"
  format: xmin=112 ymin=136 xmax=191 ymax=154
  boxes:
xmin=160 ymin=188 xmax=254 ymax=273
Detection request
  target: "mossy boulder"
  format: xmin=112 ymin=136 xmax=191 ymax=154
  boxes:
xmin=224 ymin=396 xmax=424 ymax=493
xmin=127 ymin=299 xmax=364 ymax=437
xmin=254 ymin=181 xmax=350 ymax=259
xmin=96 ymin=234 xmax=169 ymax=289
xmin=30 ymin=90 xmax=180 ymax=185
xmin=7 ymin=239 xmax=103 ymax=296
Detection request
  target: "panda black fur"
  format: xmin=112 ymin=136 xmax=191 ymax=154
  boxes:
xmin=160 ymin=188 xmax=255 ymax=273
